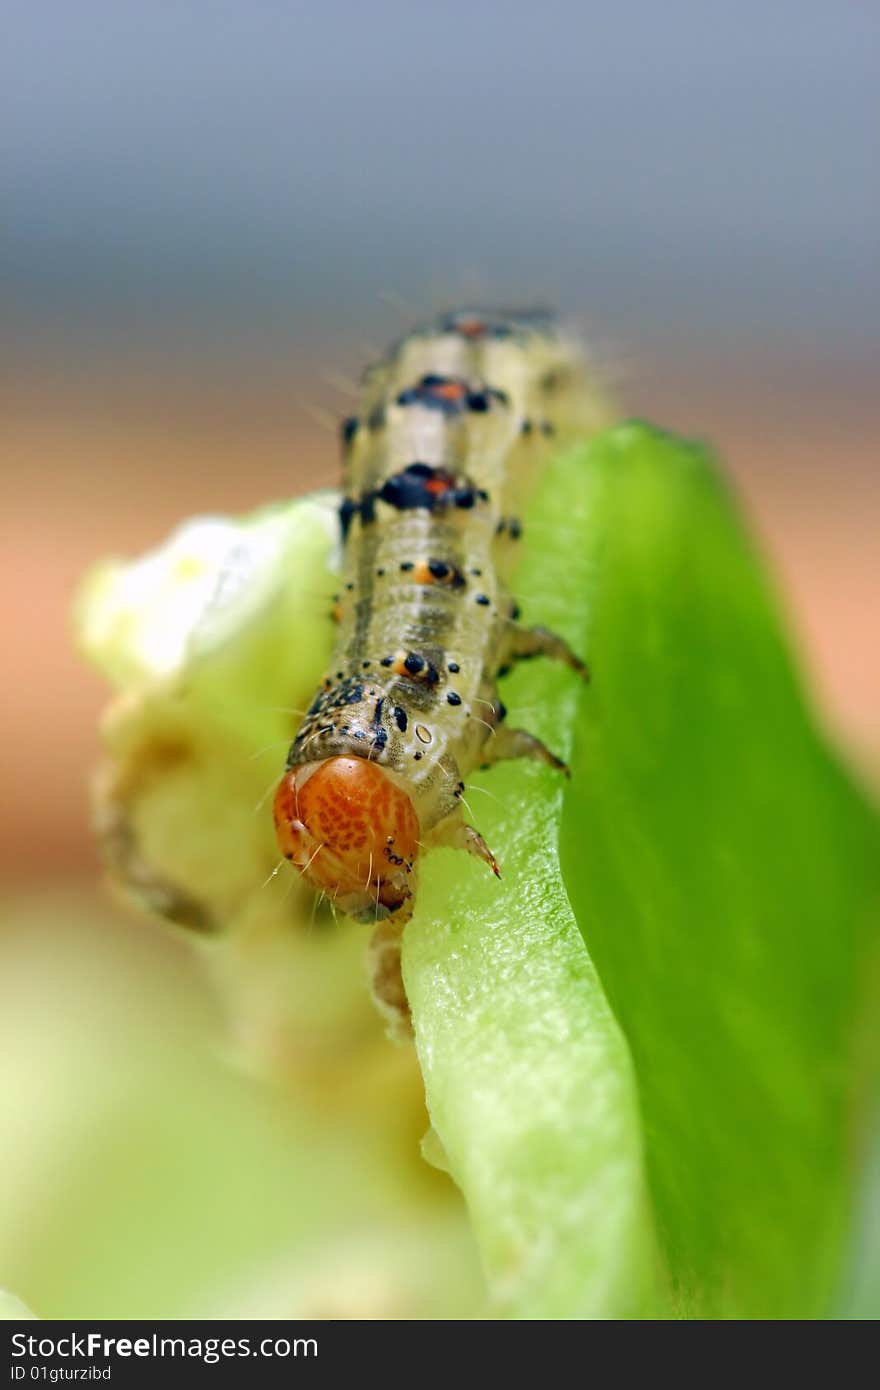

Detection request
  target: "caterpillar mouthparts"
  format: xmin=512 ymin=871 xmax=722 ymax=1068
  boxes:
xmin=273 ymin=756 xmax=420 ymax=920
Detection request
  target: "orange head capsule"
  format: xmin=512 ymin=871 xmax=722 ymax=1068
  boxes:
xmin=273 ymin=756 xmax=420 ymax=920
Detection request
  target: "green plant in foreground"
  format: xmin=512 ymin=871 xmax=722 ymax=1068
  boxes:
xmin=76 ymin=423 xmax=880 ymax=1318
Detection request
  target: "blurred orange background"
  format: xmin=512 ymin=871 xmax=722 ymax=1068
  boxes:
xmin=3 ymin=1 xmax=878 ymax=877
xmin=4 ymin=339 xmax=878 ymax=884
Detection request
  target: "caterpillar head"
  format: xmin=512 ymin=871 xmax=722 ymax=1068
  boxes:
xmin=273 ymin=757 xmax=420 ymax=921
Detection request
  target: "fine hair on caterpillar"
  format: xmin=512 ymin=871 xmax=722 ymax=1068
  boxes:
xmin=273 ymin=308 xmax=608 ymax=1032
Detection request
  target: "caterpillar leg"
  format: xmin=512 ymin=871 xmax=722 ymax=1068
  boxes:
xmin=367 ymin=814 xmax=503 ymax=1038
xmin=480 ymin=724 xmax=571 ymax=777
xmin=499 ymin=623 xmax=589 ymax=679
xmin=367 ymin=912 xmax=413 ymax=1041
xmin=428 ymin=810 xmax=501 ymax=876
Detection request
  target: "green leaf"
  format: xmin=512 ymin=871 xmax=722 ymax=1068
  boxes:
xmin=0 ymin=1289 xmax=36 ymax=1320
xmin=74 ymin=422 xmax=880 ymax=1319
xmin=405 ymin=423 xmax=880 ymax=1318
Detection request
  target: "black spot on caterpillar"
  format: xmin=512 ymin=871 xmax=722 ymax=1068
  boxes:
xmin=274 ymin=307 xmax=605 ymax=1027
xmin=395 ymin=373 xmax=508 ymax=415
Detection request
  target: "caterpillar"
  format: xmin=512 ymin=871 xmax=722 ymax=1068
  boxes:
xmin=273 ymin=309 xmax=607 ymax=1024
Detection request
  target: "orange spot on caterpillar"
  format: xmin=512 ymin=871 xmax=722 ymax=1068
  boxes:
xmin=425 ymin=474 xmax=453 ymax=497
xmin=385 ymin=650 xmax=410 ymax=677
xmin=411 ymin=558 xmax=464 ymax=588
xmin=455 ymin=317 xmax=486 ymax=339
xmin=274 ymin=757 xmax=420 ymax=919
xmin=433 ymin=380 xmax=468 ymax=402
xmin=383 ymin=649 xmax=439 ymax=683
